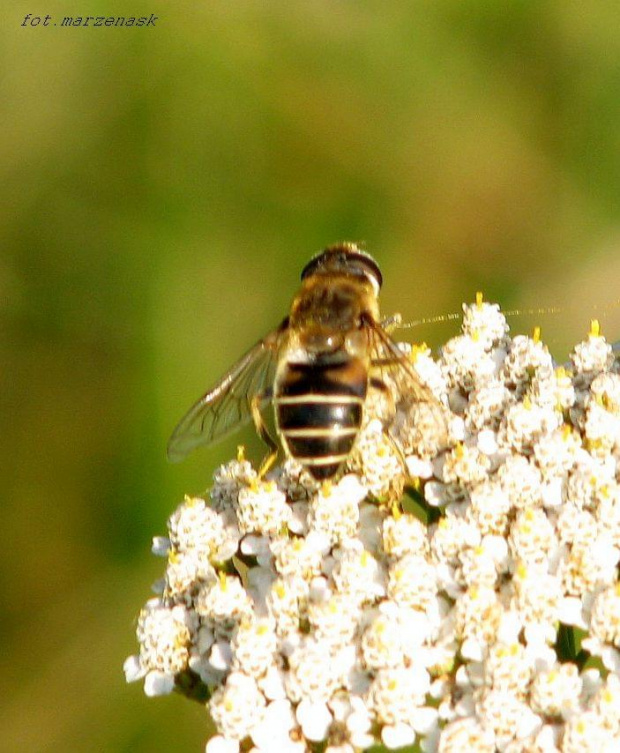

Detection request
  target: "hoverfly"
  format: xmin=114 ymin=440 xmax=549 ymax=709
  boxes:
xmin=168 ymin=243 xmax=446 ymax=480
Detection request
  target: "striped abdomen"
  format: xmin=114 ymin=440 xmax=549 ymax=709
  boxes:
xmin=275 ymin=356 xmax=368 ymax=480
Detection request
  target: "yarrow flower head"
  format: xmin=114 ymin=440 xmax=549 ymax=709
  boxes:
xmin=126 ymin=301 xmax=620 ymax=752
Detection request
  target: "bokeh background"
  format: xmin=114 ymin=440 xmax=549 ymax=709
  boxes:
xmin=2 ymin=1 xmax=620 ymax=750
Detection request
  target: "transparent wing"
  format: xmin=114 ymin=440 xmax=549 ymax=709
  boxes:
xmin=366 ymin=317 xmax=449 ymax=450
xmin=167 ymin=325 xmax=284 ymax=462
xmin=367 ymin=318 xmax=439 ymax=403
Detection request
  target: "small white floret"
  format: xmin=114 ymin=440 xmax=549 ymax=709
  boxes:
xmin=205 ymin=735 xmax=240 ymax=753
xmin=296 ymin=699 xmax=332 ymax=742
xmin=144 ymin=670 xmax=175 ymax=697
xmin=381 ymin=722 xmax=415 ymax=749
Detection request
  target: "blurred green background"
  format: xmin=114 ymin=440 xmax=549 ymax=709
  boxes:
xmin=2 ymin=1 xmax=620 ymax=750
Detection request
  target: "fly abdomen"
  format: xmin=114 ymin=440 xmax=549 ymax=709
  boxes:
xmin=275 ymin=358 xmax=367 ymax=480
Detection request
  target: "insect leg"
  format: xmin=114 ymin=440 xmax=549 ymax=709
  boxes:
xmin=251 ymin=390 xmax=279 ymax=477
xmin=385 ymin=429 xmax=408 ymax=473
xmin=369 ymin=371 xmax=397 ymax=417
xmin=369 ymin=375 xmax=408 ymax=474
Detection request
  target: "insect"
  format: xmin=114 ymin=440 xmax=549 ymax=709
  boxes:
xmin=168 ymin=243 xmax=446 ymax=480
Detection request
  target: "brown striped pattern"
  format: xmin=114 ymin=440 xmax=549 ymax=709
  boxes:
xmin=276 ymin=357 xmax=367 ymax=480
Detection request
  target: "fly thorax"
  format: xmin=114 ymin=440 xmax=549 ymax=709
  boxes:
xmin=301 ymin=329 xmax=345 ymax=355
xmin=290 ymin=277 xmax=371 ymax=331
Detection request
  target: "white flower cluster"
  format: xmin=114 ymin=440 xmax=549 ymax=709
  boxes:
xmin=125 ymin=301 xmax=620 ymax=753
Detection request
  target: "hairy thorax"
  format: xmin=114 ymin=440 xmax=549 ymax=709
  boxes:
xmin=289 ymin=275 xmax=379 ymax=352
